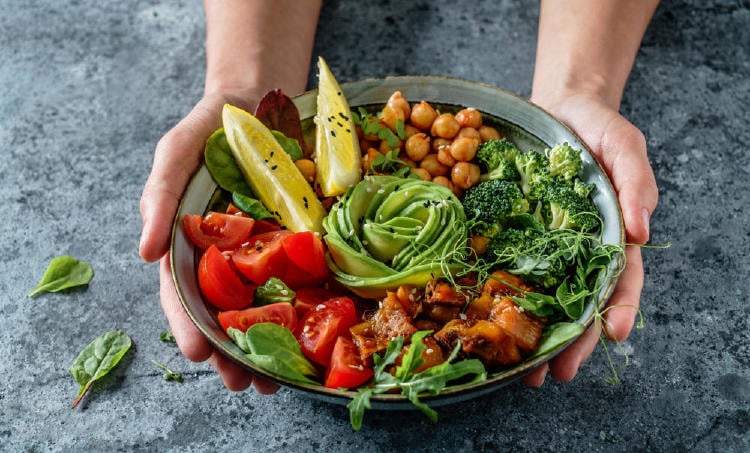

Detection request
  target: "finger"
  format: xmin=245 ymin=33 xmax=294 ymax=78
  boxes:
xmin=206 ymin=350 xmax=255 ymax=392
xmin=139 ymin=101 xmax=223 ymax=262
xmin=599 ymin=120 xmax=658 ymax=245
xmin=159 ymin=255 xmax=214 ymax=363
xmin=521 ymin=363 xmax=549 ymax=387
xmin=252 ymin=376 xmax=281 ymax=395
xmin=601 ymin=245 xmax=644 ymax=342
xmin=548 ymin=318 xmax=602 ymax=382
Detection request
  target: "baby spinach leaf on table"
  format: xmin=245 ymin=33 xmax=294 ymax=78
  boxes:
xmin=254 ymin=278 xmax=295 ymax=306
xmin=254 ymin=89 xmax=308 ymax=155
xmin=28 ymin=255 xmax=94 ymax=297
xmin=69 ymin=330 xmax=132 ymax=408
xmin=231 ymin=192 xmax=274 ymax=220
xmin=227 ymin=323 xmax=318 ymax=385
xmin=347 ymin=331 xmax=486 ymax=431
xmin=204 ymin=128 xmax=254 ymax=197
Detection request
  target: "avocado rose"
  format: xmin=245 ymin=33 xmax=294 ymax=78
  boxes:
xmin=322 ymin=175 xmax=468 ymax=297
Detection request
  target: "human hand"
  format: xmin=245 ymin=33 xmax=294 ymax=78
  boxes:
xmin=139 ymin=92 xmax=279 ymax=394
xmin=522 ymin=92 xmax=658 ymax=386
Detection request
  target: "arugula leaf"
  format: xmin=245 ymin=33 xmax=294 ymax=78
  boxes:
xmin=28 ymin=255 xmax=94 ymax=297
xmin=231 ymin=192 xmax=274 ymax=220
xmin=347 ymin=331 xmax=486 ymax=430
xmin=69 ymin=330 xmax=132 ymax=408
xmin=254 ymin=278 xmax=295 ymax=306
xmin=227 ymin=324 xmax=318 ymax=384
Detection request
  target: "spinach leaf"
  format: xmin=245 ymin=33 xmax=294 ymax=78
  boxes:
xmin=254 ymin=278 xmax=295 ymax=306
xmin=69 ymin=330 xmax=132 ymax=408
xmin=347 ymin=331 xmax=486 ymax=430
xmin=270 ymin=130 xmax=303 ymax=161
xmin=28 ymin=255 xmax=94 ymax=297
xmin=529 ymin=321 xmax=585 ymax=359
xmin=204 ymin=128 xmax=254 ymax=197
xmin=227 ymin=323 xmax=318 ymax=384
xmin=231 ymin=192 xmax=274 ymax=220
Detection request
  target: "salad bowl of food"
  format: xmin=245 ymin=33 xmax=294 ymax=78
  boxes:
xmin=170 ymin=59 xmax=625 ymax=429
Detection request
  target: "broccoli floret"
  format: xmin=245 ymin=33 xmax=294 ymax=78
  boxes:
xmin=475 ymin=139 xmax=521 ymax=182
xmin=485 ymin=228 xmax=571 ymax=290
xmin=573 ymin=179 xmax=595 ymax=198
xmin=543 ymin=183 xmax=599 ymax=232
xmin=515 ymin=151 xmax=550 ymax=196
xmin=546 ymin=142 xmax=582 ymax=181
xmin=462 ymin=179 xmax=529 ymax=237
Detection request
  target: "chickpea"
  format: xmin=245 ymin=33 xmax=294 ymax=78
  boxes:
xmin=295 ymin=158 xmax=316 ymax=184
xmin=410 ymin=167 xmax=432 ymax=181
xmin=399 ymin=154 xmax=416 ymax=168
xmin=437 ymin=147 xmax=457 ymax=167
xmin=410 ymin=101 xmax=438 ymax=130
xmin=449 ymin=136 xmax=479 ymax=162
xmin=419 ymin=153 xmax=450 ymax=177
xmin=432 ymin=175 xmax=454 ymax=192
xmin=457 ymin=127 xmax=481 ymax=141
xmin=469 ymin=235 xmax=491 ymax=256
xmin=381 ymin=105 xmax=405 ymax=132
xmin=404 ymin=132 xmax=431 ymax=162
xmin=431 ymin=137 xmax=451 ymax=153
xmin=403 ymin=124 xmax=421 ymax=138
xmin=360 ymin=138 xmax=377 ymax=152
xmin=451 ymin=162 xmax=481 ymax=190
xmin=431 ymin=113 xmax=461 ymax=139
xmin=387 ymin=91 xmax=411 ymax=119
xmin=362 ymin=147 xmax=380 ymax=172
xmin=455 ymin=108 xmax=483 ymax=129
xmin=478 ymin=125 xmax=501 ymax=142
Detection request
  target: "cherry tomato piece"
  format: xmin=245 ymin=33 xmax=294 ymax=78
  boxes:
xmin=324 ymin=336 xmax=374 ymax=389
xmin=282 ymin=231 xmax=328 ymax=279
xmin=198 ymin=245 xmax=255 ymax=310
xmin=293 ymin=287 xmax=336 ymax=319
xmin=183 ymin=212 xmax=255 ymax=251
xmin=217 ymin=302 xmax=298 ymax=334
xmin=232 ymin=230 xmax=293 ymax=285
xmin=296 ymin=297 xmax=358 ymax=366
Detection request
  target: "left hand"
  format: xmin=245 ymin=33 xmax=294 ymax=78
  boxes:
xmin=522 ymin=92 xmax=658 ymax=386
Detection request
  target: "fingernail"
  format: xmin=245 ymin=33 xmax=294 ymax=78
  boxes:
xmin=641 ymin=208 xmax=650 ymax=239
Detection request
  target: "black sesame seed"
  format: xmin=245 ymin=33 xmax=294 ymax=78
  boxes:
xmin=331 ymin=130 xmax=336 ymax=137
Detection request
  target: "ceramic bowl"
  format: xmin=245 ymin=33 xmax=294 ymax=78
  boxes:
xmin=170 ymin=76 xmax=625 ymax=409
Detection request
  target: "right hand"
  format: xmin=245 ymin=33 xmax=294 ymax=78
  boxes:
xmin=139 ymin=92 xmax=279 ymax=393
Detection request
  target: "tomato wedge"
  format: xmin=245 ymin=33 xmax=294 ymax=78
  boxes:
xmin=282 ymin=231 xmax=328 ymax=279
xmin=296 ymin=297 xmax=358 ymax=366
xmin=217 ymin=302 xmax=298 ymax=333
xmin=324 ymin=336 xmax=373 ymax=389
xmin=293 ymin=287 xmax=336 ymax=319
xmin=232 ymin=230 xmax=293 ymax=285
xmin=198 ymin=245 xmax=255 ymax=310
xmin=184 ymin=212 xmax=255 ymax=251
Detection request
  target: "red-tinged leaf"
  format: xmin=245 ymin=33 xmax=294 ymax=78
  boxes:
xmin=254 ymin=89 xmax=308 ymax=155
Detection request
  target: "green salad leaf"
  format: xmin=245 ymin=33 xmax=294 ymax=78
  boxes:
xmin=28 ymin=255 xmax=94 ymax=297
xmin=231 ymin=191 xmax=274 ymax=220
xmin=204 ymin=128 xmax=254 ymax=197
xmin=227 ymin=323 xmax=318 ymax=385
xmin=69 ymin=330 xmax=132 ymax=408
xmin=254 ymin=278 xmax=295 ymax=306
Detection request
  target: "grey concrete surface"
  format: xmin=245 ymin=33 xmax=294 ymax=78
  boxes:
xmin=1 ymin=0 xmax=748 ymax=451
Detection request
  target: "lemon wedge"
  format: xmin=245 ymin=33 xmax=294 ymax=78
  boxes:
xmin=314 ymin=56 xmax=362 ymax=197
xmin=222 ymin=104 xmax=326 ymax=233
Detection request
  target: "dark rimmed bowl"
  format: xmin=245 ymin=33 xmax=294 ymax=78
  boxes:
xmin=170 ymin=76 xmax=625 ymax=409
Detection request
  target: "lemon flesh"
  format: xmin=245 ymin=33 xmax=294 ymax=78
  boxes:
xmin=222 ymin=104 xmax=326 ymax=233
xmin=314 ymin=56 xmax=362 ymax=197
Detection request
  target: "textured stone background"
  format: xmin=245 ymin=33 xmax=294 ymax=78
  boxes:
xmin=1 ymin=0 xmax=748 ymax=451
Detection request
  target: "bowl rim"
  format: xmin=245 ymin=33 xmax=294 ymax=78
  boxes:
xmin=170 ymin=75 xmax=625 ymax=408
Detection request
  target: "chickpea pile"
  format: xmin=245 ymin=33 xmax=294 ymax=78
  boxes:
xmin=359 ymin=91 xmax=501 ymax=196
